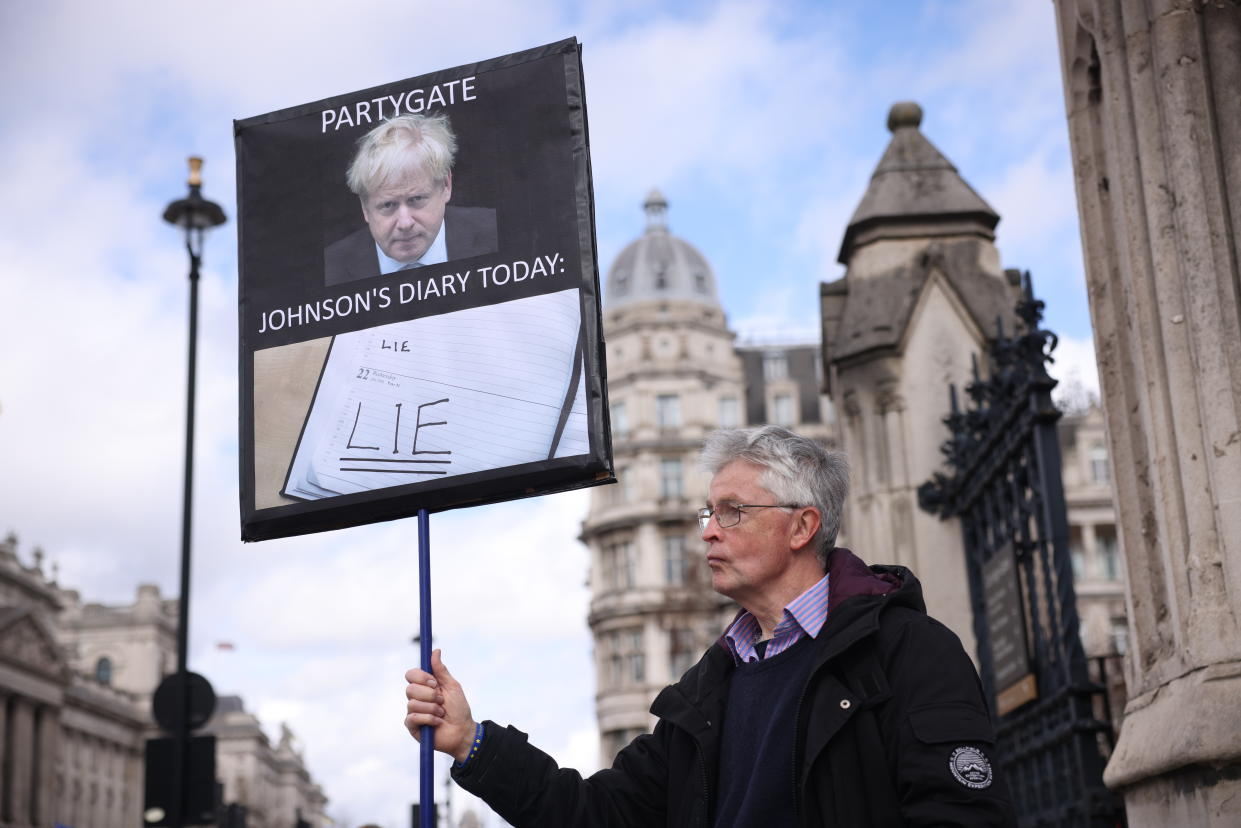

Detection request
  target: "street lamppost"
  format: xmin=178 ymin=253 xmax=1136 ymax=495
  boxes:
xmin=161 ymin=157 xmax=226 ymax=827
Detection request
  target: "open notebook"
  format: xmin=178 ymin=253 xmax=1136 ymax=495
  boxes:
xmin=283 ymin=289 xmax=588 ymax=500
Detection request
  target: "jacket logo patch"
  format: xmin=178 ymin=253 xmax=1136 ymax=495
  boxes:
xmin=948 ymin=746 xmax=992 ymax=789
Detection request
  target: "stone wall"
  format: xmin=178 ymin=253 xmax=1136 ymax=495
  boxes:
xmin=1051 ymin=2 xmax=1241 ymax=823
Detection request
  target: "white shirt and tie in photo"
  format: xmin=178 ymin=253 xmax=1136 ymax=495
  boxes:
xmin=376 ymin=218 xmax=449 ymax=273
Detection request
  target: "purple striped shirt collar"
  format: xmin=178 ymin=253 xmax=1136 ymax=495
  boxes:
xmin=723 ymin=573 xmax=830 ymax=664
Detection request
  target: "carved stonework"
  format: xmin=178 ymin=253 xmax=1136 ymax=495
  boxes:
xmin=0 ymin=612 xmax=66 ymax=679
xmin=841 ymin=389 xmax=862 ymax=419
xmin=876 ymin=380 xmax=905 ymax=415
xmin=932 ymin=336 xmax=957 ymax=388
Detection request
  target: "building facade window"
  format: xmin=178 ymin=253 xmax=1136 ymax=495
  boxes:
xmin=1097 ymin=527 xmax=1119 ymax=581
xmin=654 ymin=263 xmax=668 ymax=290
xmin=660 ymin=458 xmax=683 ymax=499
xmin=611 ymin=401 xmax=628 ymax=440
xmin=95 ymin=656 xmax=113 ymax=685
xmin=1111 ymin=619 xmax=1129 ymax=655
xmin=1089 ymin=442 xmax=1111 ymax=484
xmin=601 ymin=541 xmax=637 ymax=590
xmin=763 ymin=351 xmax=788 ymax=381
xmin=718 ymin=396 xmax=739 ymax=428
xmin=664 ymin=536 xmax=688 ymax=586
xmin=772 ymin=393 xmax=795 ymax=426
xmin=603 ymin=627 xmax=646 ymax=688
xmin=656 ymin=394 xmax=681 ymax=429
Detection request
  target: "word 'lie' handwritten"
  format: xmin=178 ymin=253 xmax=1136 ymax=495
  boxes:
xmin=338 ymin=398 xmax=451 ymax=475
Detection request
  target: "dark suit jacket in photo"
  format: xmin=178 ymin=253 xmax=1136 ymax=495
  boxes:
xmin=323 ymin=205 xmax=499 ymax=286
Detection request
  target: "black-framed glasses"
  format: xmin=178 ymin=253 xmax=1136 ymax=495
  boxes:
xmin=697 ymin=502 xmax=800 ymax=531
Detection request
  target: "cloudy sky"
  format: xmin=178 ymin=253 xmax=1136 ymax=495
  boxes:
xmin=0 ymin=1 xmax=1097 ymax=825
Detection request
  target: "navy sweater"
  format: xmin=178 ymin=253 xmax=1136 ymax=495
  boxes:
xmin=713 ymin=636 xmax=817 ymax=827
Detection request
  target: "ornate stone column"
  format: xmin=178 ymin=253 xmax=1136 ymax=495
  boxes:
xmin=9 ymin=696 xmax=34 ymax=824
xmin=0 ymin=694 xmax=7 ymax=815
xmin=36 ymin=706 xmax=59 ymax=828
xmin=1051 ymin=1 xmax=1241 ymax=823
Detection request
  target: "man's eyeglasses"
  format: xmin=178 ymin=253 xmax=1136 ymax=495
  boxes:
xmin=697 ymin=502 xmax=800 ymax=531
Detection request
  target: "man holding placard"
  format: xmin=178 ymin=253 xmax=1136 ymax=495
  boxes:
xmin=324 ymin=112 xmax=497 ymax=286
xmin=404 ymin=426 xmax=1016 ymax=826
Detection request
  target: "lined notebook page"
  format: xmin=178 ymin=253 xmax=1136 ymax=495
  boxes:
xmin=284 ymin=289 xmax=588 ymax=500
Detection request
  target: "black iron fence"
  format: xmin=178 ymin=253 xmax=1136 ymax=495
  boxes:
xmin=918 ymin=274 xmax=1124 ymax=827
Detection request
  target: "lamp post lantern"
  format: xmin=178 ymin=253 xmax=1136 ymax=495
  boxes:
xmin=159 ymin=156 xmax=226 ymax=827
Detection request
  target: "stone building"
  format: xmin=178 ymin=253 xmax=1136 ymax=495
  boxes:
xmin=580 ymin=191 xmax=833 ymax=760
xmin=0 ymin=533 xmax=327 ymax=828
xmin=1060 ymin=405 xmax=1128 ymax=660
xmin=206 ymin=697 xmax=327 ymax=828
xmin=0 ymin=534 xmax=147 ymax=828
xmin=57 ymin=582 xmax=178 ymax=702
xmin=1052 ymin=2 xmax=1241 ymax=823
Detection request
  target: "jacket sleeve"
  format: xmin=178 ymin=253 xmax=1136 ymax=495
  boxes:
xmin=450 ymin=720 xmax=669 ymax=827
xmin=877 ymin=612 xmax=1017 ymax=826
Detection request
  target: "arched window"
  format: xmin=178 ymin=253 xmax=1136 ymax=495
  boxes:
xmin=95 ymin=656 xmax=113 ymax=685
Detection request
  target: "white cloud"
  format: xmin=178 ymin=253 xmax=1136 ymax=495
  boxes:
xmin=584 ymin=1 xmax=853 ymax=211
xmin=985 ymin=145 xmax=1077 ymax=251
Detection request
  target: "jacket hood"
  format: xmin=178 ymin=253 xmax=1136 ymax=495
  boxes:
xmin=826 ymin=547 xmax=927 ymax=614
xmin=826 ymin=547 xmax=905 ymax=607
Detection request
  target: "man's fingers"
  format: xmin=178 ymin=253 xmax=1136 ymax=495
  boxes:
xmin=406 ymin=697 xmax=446 ymax=719
xmin=404 ymin=666 xmax=439 ymax=688
xmin=405 ymin=682 xmax=444 ymax=704
xmin=404 ymin=712 xmax=444 ymax=737
xmin=406 ymin=650 xmax=455 ymax=691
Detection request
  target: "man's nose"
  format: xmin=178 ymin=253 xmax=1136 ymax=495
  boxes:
xmin=700 ymin=517 xmax=721 ymax=542
xmin=395 ymin=205 xmax=418 ymax=229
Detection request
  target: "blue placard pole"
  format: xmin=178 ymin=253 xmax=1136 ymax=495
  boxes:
xmin=418 ymin=507 xmax=434 ymax=828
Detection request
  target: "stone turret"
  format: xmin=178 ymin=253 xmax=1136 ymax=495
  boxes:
xmin=821 ymin=102 xmax=1021 ymax=654
xmin=837 ymin=102 xmax=999 ymax=264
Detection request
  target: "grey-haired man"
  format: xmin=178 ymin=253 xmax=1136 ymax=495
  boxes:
xmin=404 ymin=426 xmax=1015 ymax=826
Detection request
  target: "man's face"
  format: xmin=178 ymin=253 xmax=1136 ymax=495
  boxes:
xmin=360 ymin=167 xmax=452 ymax=263
xmin=701 ymin=460 xmax=800 ymax=606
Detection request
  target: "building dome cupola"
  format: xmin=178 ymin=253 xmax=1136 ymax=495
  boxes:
xmin=605 ymin=190 xmax=721 ymax=310
xmin=644 ymin=188 xmax=669 ymax=232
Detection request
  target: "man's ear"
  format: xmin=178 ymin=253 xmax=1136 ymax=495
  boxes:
xmin=789 ymin=506 xmax=822 ymax=553
xmin=442 ymin=172 xmax=453 ymax=203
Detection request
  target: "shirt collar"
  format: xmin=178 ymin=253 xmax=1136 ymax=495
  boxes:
xmin=375 ymin=216 xmax=449 ymax=274
xmin=784 ymin=573 xmax=831 ymax=638
xmin=723 ymin=573 xmax=830 ymax=663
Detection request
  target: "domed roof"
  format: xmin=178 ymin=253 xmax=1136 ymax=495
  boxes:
xmin=605 ymin=190 xmax=721 ymax=309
